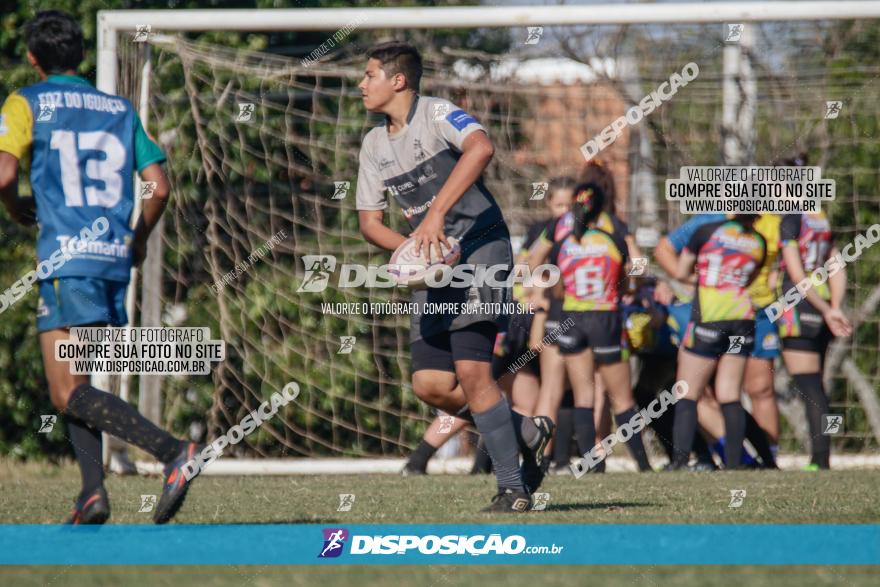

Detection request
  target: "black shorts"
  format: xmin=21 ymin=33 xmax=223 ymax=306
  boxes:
xmin=683 ymin=319 xmax=755 ymax=359
xmin=777 ymin=299 xmax=833 ymax=354
xmin=491 ymin=310 xmax=539 ymax=378
xmin=543 ymin=298 xmax=564 ymax=339
xmin=555 ymin=310 xmax=623 ymax=364
xmin=412 ymin=321 xmax=499 ymax=373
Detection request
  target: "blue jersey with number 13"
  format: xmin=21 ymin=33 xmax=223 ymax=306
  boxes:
xmin=1 ymin=76 xmax=164 ymax=281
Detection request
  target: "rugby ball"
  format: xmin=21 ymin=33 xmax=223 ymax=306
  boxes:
xmin=389 ymin=236 xmax=461 ymax=288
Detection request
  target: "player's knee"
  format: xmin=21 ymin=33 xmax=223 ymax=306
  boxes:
xmin=412 ymin=372 xmax=455 ymax=404
xmin=746 ymin=380 xmax=774 ymax=401
xmin=744 ymin=367 xmax=773 ymax=399
xmin=49 ymin=384 xmax=76 ymax=411
xmin=455 ymin=362 xmax=493 ymax=394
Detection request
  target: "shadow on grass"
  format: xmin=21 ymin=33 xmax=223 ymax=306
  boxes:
xmin=219 ymin=519 xmax=343 ymax=525
xmin=544 ymin=501 xmax=656 ymax=512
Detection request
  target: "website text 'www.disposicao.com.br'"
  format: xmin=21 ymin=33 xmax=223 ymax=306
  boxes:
xmin=318 ymin=530 xmax=564 ymax=559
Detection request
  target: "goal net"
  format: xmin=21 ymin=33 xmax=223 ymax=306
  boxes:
xmin=113 ymin=14 xmax=880 ymax=461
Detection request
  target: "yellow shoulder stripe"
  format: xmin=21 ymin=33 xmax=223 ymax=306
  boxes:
xmin=0 ymin=93 xmax=33 ymax=160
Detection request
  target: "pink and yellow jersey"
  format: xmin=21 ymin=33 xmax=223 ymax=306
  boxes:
xmin=684 ymin=219 xmax=766 ymax=322
xmin=538 ymin=210 xmax=629 ymax=246
xmin=550 ymin=227 xmax=628 ymax=312
xmin=779 ymin=212 xmax=833 ymax=301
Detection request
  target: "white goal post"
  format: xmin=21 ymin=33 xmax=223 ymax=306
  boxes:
xmin=96 ymin=2 xmax=880 ymax=93
xmin=95 ymin=2 xmax=880 ymax=474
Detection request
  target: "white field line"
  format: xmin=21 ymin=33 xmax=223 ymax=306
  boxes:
xmin=135 ymin=453 xmax=880 ymax=476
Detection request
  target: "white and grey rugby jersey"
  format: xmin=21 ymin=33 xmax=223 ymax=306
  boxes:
xmin=357 ymin=95 xmax=513 ymax=341
xmin=356 ymin=95 xmax=506 ymax=240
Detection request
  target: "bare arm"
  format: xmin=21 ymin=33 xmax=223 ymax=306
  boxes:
xmin=131 ymin=163 xmax=171 ymax=266
xmin=410 ymin=130 xmax=494 ymax=257
xmin=782 ymin=243 xmax=852 ymax=336
xmin=654 ymin=236 xmax=679 ymax=276
xmin=675 ymin=249 xmax=697 ymax=281
xmin=0 ymin=152 xmax=35 ymax=225
xmin=527 ymin=239 xmax=553 ymax=272
xmin=781 ymin=244 xmax=830 ymax=314
xmin=655 ymin=235 xmax=696 ymax=286
xmin=828 ymin=246 xmax=846 ymax=309
xmin=526 ymin=237 xmax=556 ymax=308
xmin=358 ymin=209 xmax=407 ymax=252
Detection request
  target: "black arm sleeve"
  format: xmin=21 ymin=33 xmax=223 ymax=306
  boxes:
xmin=779 ymin=214 xmax=802 ymax=245
xmin=611 ymin=215 xmax=630 ymax=239
xmin=524 ymin=219 xmax=549 ymax=250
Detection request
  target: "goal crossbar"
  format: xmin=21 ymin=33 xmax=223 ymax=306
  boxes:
xmin=97 ymin=2 xmax=880 ymax=92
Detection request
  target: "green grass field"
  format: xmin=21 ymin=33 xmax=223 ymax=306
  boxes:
xmin=1 ymin=461 xmax=877 ymax=586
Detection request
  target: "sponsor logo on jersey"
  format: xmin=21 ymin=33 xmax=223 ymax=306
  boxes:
xmin=387 ymin=180 xmax=417 ymax=200
xmin=562 ymin=241 xmax=610 ymax=257
xmin=716 ymin=232 xmax=762 ymax=252
xmin=446 ymin=109 xmax=477 ymax=131
xmin=695 ymin=325 xmax=720 ymax=340
xmin=800 ymin=312 xmax=824 ymax=324
xmin=413 ymin=139 xmax=427 ymax=162
xmin=401 ymin=194 xmax=435 ymax=219
xmin=416 ymin=164 xmax=437 ymax=186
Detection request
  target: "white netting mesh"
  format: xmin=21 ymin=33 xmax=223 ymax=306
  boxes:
xmin=116 ymin=20 xmax=880 ymax=457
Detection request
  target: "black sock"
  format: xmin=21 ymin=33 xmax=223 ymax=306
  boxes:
xmin=406 ymin=439 xmax=437 ymax=472
xmin=553 ymin=407 xmax=575 ymax=465
xmin=509 ymin=410 xmax=540 ymax=451
xmin=472 ymin=399 xmax=524 ymax=493
xmin=67 ymin=417 xmax=104 ymax=495
xmin=744 ymin=411 xmax=777 ymax=468
xmin=64 ymin=384 xmax=183 ymax=464
xmin=647 ymin=401 xmax=676 ymax=461
xmin=470 ymin=437 xmax=493 ymax=474
xmin=672 ymin=399 xmax=698 ymax=467
xmin=792 ymin=373 xmax=831 ymax=469
xmin=693 ymin=431 xmax=714 ymax=464
xmin=615 ymin=407 xmax=651 ymax=471
xmin=573 ymin=407 xmax=596 ymax=458
xmin=721 ymin=401 xmax=746 ymax=469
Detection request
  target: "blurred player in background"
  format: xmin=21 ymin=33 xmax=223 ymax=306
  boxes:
xmin=541 ymin=183 xmax=651 ymax=472
xmin=671 ymin=215 xmax=765 ymax=469
xmin=356 ymin=41 xmax=552 ymax=511
xmin=624 ymin=278 xmax=715 ymax=468
xmin=656 ymin=213 xmax=777 ymax=468
xmin=0 ymin=11 xmax=200 ymax=524
xmin=776 ymin=207 xmax=852 ymax=469
xmin=529 ymin=164 xmax=646 ymax=471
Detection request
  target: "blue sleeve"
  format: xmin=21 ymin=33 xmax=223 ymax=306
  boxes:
xmin=667 ymin=215 xmax=723 ymax=253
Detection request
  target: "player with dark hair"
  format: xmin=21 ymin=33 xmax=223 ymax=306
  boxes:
xmin=496 ymin=177 xmax=577 ymax=410
xmin=401 ymin=178 xmax=576 ymax=481
xmin=776 ymin=210 xmax=851 ymax=469
xmin=540 ymin=183 xmax=651 ymax=472
xmin=656 ymin=211 xmax=779 ymax=469
xmin=528 ymin=175 xmax=646 ymax=471
xmin=356 ymin=41 xmax=552 ymax=511
xmin=671 ymin=215 xmax=765 ymax=469
xmin=0 ymin=10 xmax=200 ymax=524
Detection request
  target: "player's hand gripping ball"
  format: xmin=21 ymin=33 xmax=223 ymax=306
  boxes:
xmin=389 ymin=236 xmax=461 ymax=289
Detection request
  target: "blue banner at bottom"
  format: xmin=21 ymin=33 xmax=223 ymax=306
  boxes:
xmin=0 ymin=524 xmax=877 ymax=565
